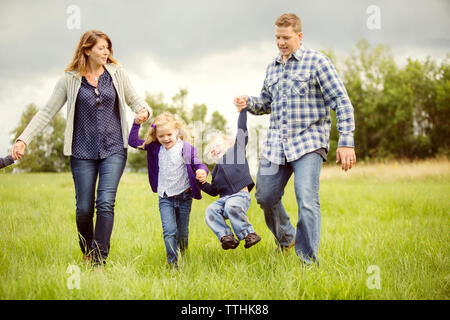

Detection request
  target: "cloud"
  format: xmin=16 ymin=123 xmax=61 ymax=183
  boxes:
xmin=1 ymin=0 xmax=449 ymax=76
xmin=0 ymin=0 xmax=449 ymax=155
xmin=115 ymin=40 xmax=276 ymax=140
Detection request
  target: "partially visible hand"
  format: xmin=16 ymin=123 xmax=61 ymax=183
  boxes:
xmin=11 ymin=140 xmax=26 ymax=160
xmin=336 ymin=147 xmax=356 ymax=171
xmin=135 ymin=108 xmax=149 ymax=125
xmin=195 ymin=169 xmax=207 ymax=184
xmin=234 ymin=96 xmax=248 ymax=112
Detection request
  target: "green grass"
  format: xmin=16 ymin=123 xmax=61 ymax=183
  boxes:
xmin=0 ymin=160 xmax=449 ymax=299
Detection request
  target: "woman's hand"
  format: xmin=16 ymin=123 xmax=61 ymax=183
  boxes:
xmin=135 ymin=108 xmax=149 ymax=125
xmin=195 ymin=169 xmax=207 ymax=184
xmin=11 ymin=140 xmax=26 ymax=160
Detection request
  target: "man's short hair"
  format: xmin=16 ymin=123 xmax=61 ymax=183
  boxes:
xmin=275 ymin=13 xmax=302 ymax=33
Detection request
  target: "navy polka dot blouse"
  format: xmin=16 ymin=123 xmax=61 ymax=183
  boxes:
xmin=72 ymin=69 xmax=124 ymax=159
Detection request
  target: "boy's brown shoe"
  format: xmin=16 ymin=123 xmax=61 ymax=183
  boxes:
xmin=244 ymin=233 xmax=261 ymax=249
xmin=221 ymin=234 xmax=239 ymax=250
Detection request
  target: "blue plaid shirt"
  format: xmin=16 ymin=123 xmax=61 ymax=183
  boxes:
xmin=247 ymin=45 xmax=355 ymax=165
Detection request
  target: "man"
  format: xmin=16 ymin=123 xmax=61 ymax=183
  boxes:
xmin=234 ymin=13 xmax=356 ymax=265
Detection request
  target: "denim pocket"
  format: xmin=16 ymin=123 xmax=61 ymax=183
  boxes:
xmin=243 ymin=194 xmax=252 ymax=213
xmin=259 ymin=156 xmax=272 ymax=167
xmin=238 ymin=190 xmax=251 ymax=199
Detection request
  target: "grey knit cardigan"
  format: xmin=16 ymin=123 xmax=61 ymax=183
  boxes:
xmin=17 ymin=63 xmax=152 ymax=156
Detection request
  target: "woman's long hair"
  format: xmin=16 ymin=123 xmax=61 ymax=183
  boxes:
xmin=65 ymin=30 xmax=118 ymax=75
xmin=139 ymin=112 xmax=190 ymax=149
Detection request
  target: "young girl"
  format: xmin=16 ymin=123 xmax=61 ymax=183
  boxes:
xmin=197 ymin=108 xmax=261 ymax=250
xmin=128 ymin=111 xmax=208 ymax=268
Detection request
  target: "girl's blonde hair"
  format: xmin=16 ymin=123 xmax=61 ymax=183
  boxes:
xmin=65 ymin=30 xmax=118 ymax=76
xmin=138 ymin=112 xmax=190 ymax=149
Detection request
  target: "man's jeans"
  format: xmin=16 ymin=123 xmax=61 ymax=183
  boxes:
xmin=205 ymin=191 xmax=254 ymax=241
xmin=255 ymin=152 xmax=322 ymax=264
xmin=158 ymin=189 xmax=192 ymax=265
xmin=70 ymin=149 xmax=127 ymax=265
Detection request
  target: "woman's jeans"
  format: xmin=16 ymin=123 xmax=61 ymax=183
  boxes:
xmin=158 ymin=189 xmax=193 ymax=265
xmin=69 ymin=149 xmax=127 ymax=265
xmin=255 ymin=152 xmax=322 ymax=264
xmin=205 ymin=191 xmax=254 ymax=241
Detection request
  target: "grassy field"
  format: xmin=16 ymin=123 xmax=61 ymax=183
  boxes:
xmin=0 ymin=159 xmax=449 ymax=300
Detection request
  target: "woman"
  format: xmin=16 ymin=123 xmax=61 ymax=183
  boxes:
xmin=11 ymin=30 xmax=152 ymax=268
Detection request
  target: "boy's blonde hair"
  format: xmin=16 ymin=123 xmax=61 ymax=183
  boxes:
xmin=138 ymin=112 xmax=190 ymax=149
xmin=207 ymin=133 xmax=234 ymax=149
xmin=203 ymin=133 xmax=234 ymax=162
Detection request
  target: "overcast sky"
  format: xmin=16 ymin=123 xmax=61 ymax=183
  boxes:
xmin=0 ymin=0 xmax=449 ymax=156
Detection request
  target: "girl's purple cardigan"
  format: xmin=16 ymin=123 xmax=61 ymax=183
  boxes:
xmin=128 ymin=122 xmax=208 ymax=200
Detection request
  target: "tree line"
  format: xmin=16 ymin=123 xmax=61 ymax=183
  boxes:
xmin=8 ymin=40 xmax=450 ymax=172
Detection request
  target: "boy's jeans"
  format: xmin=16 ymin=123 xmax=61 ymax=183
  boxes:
xmin=255 ymin=152 xmax=322 ymax=264
xmin=205 ymin=191 xmax=254 ymax=241
xmin=158 ymin=189 xmax=192 ymax=265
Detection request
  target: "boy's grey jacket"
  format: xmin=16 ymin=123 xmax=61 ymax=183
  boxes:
xmin=17 ymin=63 xmax=151 ymax=156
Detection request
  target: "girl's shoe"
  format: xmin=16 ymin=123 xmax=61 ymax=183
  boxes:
xmin=83 ymin=255 xmax=91 ymax=264
xmin=92 ymin=265 xmax=103 ymax=273
xmin=221 ymin=234 xmax=239 ymax=250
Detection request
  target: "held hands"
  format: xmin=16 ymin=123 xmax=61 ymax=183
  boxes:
xmin=195 ymin=169 xmax=207 ymax=184
xmin=336 ymin=147 xmax=356 ymax=171
xmin=234 ymin=96 xmax=248 ymax=112
xmin=134 ymin=108 xmax=150 ymax=125
xmin=11 ymin=140 xmax=26 ymax=160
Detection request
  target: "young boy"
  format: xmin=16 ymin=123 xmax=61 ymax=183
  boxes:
xmin=0 ymin=155 xmax=14 ymax=169
xmin=197 ymin=108 xmax=261 ymax=250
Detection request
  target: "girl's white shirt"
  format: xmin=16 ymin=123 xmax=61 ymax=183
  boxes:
xmin=157 ymin=139 xmax=190 ymax=198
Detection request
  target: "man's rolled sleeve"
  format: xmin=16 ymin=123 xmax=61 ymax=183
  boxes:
xmin=336 ymin=102 xmax=355 ymax=147
xmin=338 ymin=132 xmax=355 ymax=148
xmin=317 ymin=55 xmax=355 ymax=148
xmin=246 ymin=92 xmax=271 ymax=116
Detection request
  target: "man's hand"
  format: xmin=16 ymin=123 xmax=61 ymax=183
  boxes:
xmin=11 ymin=140 xmax=26 ymax=160
xmin=195 ymin=169 xmax=207 ymax=184
xmin=234 ymin=96 xmax=248 ymax=112
xmin=135 ymin=108 xmax=149 ymax=125
xmin=336 ymin=147 xmax=356 ymax=171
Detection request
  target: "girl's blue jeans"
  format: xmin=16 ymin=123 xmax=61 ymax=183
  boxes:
xmin=158 ymin=189 xmax=192 ymax=265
